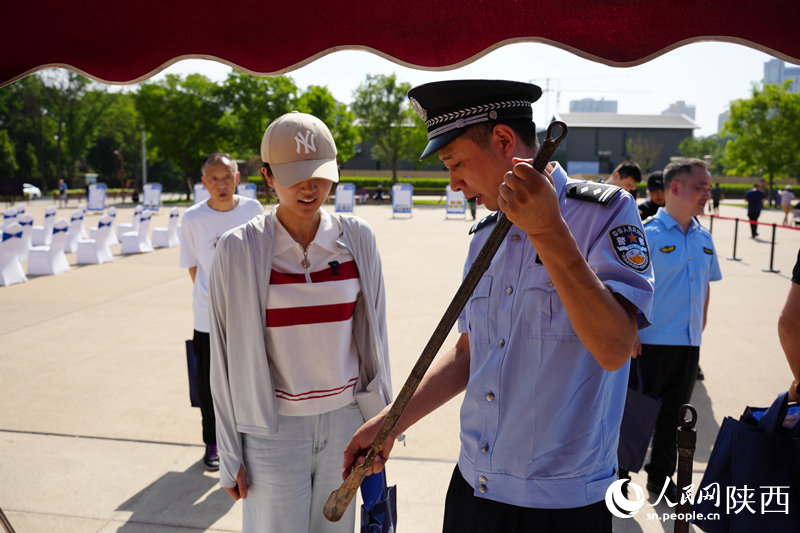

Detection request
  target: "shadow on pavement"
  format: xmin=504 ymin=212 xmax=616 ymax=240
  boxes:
xmin=116 ymin=462 xmax=235 ymax=531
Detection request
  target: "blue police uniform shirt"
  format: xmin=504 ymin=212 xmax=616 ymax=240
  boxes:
xmin=638 ymin=208 xmax=722 ymax=347
xmin=456 ymin=163 xmax=654 ymax=509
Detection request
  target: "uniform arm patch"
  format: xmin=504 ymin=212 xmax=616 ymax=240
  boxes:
xmin=703 ymin=247 xmax=714 ymax=255
xmin=608 ymin=225 xmax=650 ymax=271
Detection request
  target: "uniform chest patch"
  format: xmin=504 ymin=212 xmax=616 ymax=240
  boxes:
xmin=609 ymin=225 xmax=650 ymax=272
xmin=703 ymin=247 xmax=714 ymax=255
xmin=660 ymin=245 xmax=676 ymax=253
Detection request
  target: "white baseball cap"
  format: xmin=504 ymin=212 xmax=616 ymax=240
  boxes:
xmin=260 ymin=111 xmax=339 ymax=187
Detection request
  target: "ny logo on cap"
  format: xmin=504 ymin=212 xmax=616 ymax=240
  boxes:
xmin=295 ymin=129 xmax=317 ymax=154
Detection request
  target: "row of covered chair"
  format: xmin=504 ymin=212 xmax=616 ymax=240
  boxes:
xmin=0 ymin=205 xmax=181 ymax=287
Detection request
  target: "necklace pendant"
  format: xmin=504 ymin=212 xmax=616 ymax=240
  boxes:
xmin=301 ymin=258 xmax=310 ymax=269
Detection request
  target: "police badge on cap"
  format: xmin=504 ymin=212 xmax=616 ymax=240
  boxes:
xmin=407 ymin=80 xmax=542 ymax=160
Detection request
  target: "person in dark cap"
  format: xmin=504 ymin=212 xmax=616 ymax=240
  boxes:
xmin=343 ymin=79 xmax=654 ymax=532
xmin=638 ymin=171 xmax=665 ymax=219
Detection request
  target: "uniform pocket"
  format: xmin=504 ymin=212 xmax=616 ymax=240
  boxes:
xmin=466 ymin=275 xmax=492 ymax=345
xmin=521 ymin=268 xmax=576 ymax=339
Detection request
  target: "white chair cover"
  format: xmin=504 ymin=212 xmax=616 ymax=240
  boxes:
xmin=117 ymin=204 xmax=143 ymax=239
xmin=77 ymin=204 xmax=88 ymax=238
xmin=90 ymin=206 xmax=120 ymax=246
xmin=120 ymin=209 xmax=154 ymax=254
xmin=0 ymin=222 xmax=27 ymax=286
xmin=2 ymin=207 xmax=18 ymax=230
xmin=16 ymin=213 xmax=34 ymax=263
xmin=152 ymin=207 xmax=181 ymax=248
xmin=27 ymin=219 xmax=70 ymax=276
xmin=64 ymin=210 xmax=85 ymax=253
xmin=77 ymin=214 xmax=114 ymax=264
xmin=106 ymin=206 xmax=119 ymax=245
xmin=31 ymin=206 xmax=57 ymax=246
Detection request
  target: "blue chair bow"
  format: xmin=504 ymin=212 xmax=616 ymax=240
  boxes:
xmin=45 ymin=212 xmax=54 ymax=218
xmin=2 ymin=231 xmax=22 ymax=241
xmin=53 ymin=227 xmax=68 ymax=234
xmin=99 ymin=221 xmax=111 ymax=228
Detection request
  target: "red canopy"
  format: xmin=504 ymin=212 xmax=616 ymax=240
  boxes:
xmin=3 ymin=0 xmax=799 ymax=87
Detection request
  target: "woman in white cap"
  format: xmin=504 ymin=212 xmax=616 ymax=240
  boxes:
xmin=208 ymin=111 xmax=392 ymax=532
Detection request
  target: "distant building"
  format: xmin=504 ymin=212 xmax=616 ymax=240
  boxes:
xmin=662 ymin=100 xmax=696 ymax=120
xmin=569 ymin=98 xmax=618 ymax=113
xmin=552 ymin=112 xmax=699 ymax=175
xmin=717 ymin=111 xmax=730 ymax=133
xmin=764 ymin=58 xmax=800 ymax=93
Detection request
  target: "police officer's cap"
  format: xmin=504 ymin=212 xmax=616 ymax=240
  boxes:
xmin=408 ymin=80 xmax=542 ymax=160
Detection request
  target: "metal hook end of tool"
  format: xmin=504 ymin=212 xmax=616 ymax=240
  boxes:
xmin=678 ymin=404 xmax=697 ymax=431
xmin=545 ymin=121 xmax=568 ymax=144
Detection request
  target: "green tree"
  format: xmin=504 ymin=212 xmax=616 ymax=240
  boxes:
xmin=91 ymin=91 xmax=143 ymax=187
xmin=295 ymin=85 xmax=360 ymax=163
xmin=625 ymin=135 xmax=662 ymax=173
xmin=0 ymin=129 xmax=18 ymax=178
xmin=678 ymin=134 xmax=729 ymax=175
xmin=0 ymin=75 xmax=56 ymax=186
xmin=219 ymin=72 xmax=298 ymax=156
xmin=135 ymin=74 xmax=228 ymax=194
xmin=39 ymin=70 xmax=114 ymax=183
xmin=351 ymin=74 xmax=424 ymax=181
xmin=721 ymin=81 xmax=800 ymax=203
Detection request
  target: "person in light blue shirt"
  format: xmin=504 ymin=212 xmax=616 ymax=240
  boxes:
xmin=344 ymin=80 xmax=654 ymax=533
xmin=621 ymin=158 xmax=722 ymax=501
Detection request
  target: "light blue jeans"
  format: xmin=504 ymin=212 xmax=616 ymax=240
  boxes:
xmin=241 ymin=402 xmax=364 ymax=532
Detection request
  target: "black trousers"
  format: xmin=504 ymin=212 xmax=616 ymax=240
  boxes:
xmin=442 ymin=466 xmax=612 ymax=533
xmin=633 ymin=344 xmax=700 ymax=483
xmin=748 ymin=210 xmax=760 ymax=236
xmin=193 ymin=330 xmax=216 ymax=445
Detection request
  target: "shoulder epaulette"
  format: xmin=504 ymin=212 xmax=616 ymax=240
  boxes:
xmin=469 ymin=211 xmax=499 ymax=235
xmin=565 ymin=182 xmax=621 ymax=206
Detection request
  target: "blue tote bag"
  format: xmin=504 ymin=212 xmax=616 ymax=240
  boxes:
xmin=692 ymin=391 xmax=800 ymax=532
xmin=360 ymin=471 xmax=397 ymax=533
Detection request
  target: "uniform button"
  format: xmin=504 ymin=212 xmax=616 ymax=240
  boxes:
xmin=479 ymin=476 xmax=487 ymax=484
xmin=689 ymin=256 xmax=693 ymax=260
xmin=479 ymin=484 xmax=488 ymax=493
xmin=691 ymin=277 xmax=694 ymax=281
xmin=486 ymin=392 xmax=495 ymax=402
xmin=498 ymin=339 xmax=505 ymax=348
xmin=481 ymin=444 xmax=489 ymax=452
xmin=506 ymin=286 xmax=513 ymax=295
xmin=546 ymin=279 xmax=554 ymax=287
xmin=512 ymin=234 xmax=521 ymax=243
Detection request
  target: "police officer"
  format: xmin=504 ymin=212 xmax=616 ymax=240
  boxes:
xmin=342 ymin=80 xmax=654 ymax=532
xmin=622 ymin=158 xmax=722 ymax=501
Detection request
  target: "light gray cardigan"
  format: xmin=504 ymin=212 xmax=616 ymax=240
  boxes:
xmin=208 ymin=210 xmax=392 ymax=488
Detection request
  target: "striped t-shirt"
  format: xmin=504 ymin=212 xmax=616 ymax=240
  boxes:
xmin=266 ymin=210 xmax=361 ymax=416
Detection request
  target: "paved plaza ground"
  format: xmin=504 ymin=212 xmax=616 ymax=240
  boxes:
xmin=1 ymin=195 xmax=799 ymax=532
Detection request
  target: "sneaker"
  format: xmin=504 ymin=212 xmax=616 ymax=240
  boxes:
xmin=203 ymin=444 xmax=219 ymax=472
xmin=697 ymin=366 xmax=705 ymax=381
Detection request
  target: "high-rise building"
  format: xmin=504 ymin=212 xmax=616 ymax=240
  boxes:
xmin=661 ymin=101 xmax=696 ymax=120
xmin=569 ymin=98 xmax=617 ymax=113
xmin=764 ymin=58 xmax=800 ymax=93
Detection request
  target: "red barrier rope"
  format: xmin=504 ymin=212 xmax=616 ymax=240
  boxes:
xmin=698 ymin=213 xmax=800 ymax=231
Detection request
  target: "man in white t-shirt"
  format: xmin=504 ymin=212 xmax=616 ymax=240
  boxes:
xmin=179 ymin=152 xmax=263 ymax=470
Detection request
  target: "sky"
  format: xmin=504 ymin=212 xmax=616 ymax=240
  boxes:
xmin=150 ymin=41 xmax=782 ymax=138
